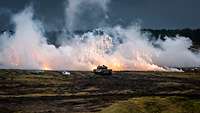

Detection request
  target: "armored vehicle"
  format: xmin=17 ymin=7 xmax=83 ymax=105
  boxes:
xmin=93 ymin=65 xmax=112 ymax=75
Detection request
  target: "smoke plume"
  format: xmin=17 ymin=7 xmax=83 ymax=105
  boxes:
xmin=65 ymin=0 xmax=111 ymax=31
xmin=0 ymin=5 xmax=199 ymax=71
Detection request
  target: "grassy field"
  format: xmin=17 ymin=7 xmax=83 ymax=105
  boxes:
xmin=100 ymin=96 xmax=200 ymax=113
xmin=0 ymin=69 xmax=199 ymax=113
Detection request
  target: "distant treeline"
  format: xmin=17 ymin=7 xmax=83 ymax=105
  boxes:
xmin=1 ymin=29 xmax=200 ymax=47
xmin=143 ymin=29 xmax=200 ymax=47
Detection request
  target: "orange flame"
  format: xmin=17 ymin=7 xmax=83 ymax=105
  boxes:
xmin=42 ymin=63 xmax=51 ymax=70
xmin=109 ymin=59 xmax=123 ymax=71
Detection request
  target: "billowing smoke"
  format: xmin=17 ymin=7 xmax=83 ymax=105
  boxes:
xmin=0 ymin=5 xmax=199 ymax=71
xmin=65 ymin=0 xmax=111 ymax=31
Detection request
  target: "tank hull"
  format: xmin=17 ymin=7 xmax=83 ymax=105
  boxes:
xmin=93 ymin=69 xmax=112 ymax=75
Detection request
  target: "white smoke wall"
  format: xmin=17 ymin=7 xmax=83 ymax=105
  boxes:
xmin=0 ymin=6 xmax=199 ymax=71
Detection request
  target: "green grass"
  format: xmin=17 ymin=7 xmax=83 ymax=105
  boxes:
xmin=100 ymin=96 xmax=200 ymax=113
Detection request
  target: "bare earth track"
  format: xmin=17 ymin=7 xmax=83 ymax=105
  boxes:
xmin=0 ymin=70 xmax=199 ymax=113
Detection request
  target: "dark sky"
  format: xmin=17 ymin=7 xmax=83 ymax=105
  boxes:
xmin=0 ymin=0 xmax=200 ymax=30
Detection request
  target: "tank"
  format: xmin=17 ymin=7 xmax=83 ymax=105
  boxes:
xmin=93 ymin=65 xmax=112 ymax=75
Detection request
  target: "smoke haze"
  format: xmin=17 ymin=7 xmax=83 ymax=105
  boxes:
xmin=65 ymin=0 xmax=111 ymax=31
xmin=0 ymin=3 xmax=199 ymax=71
